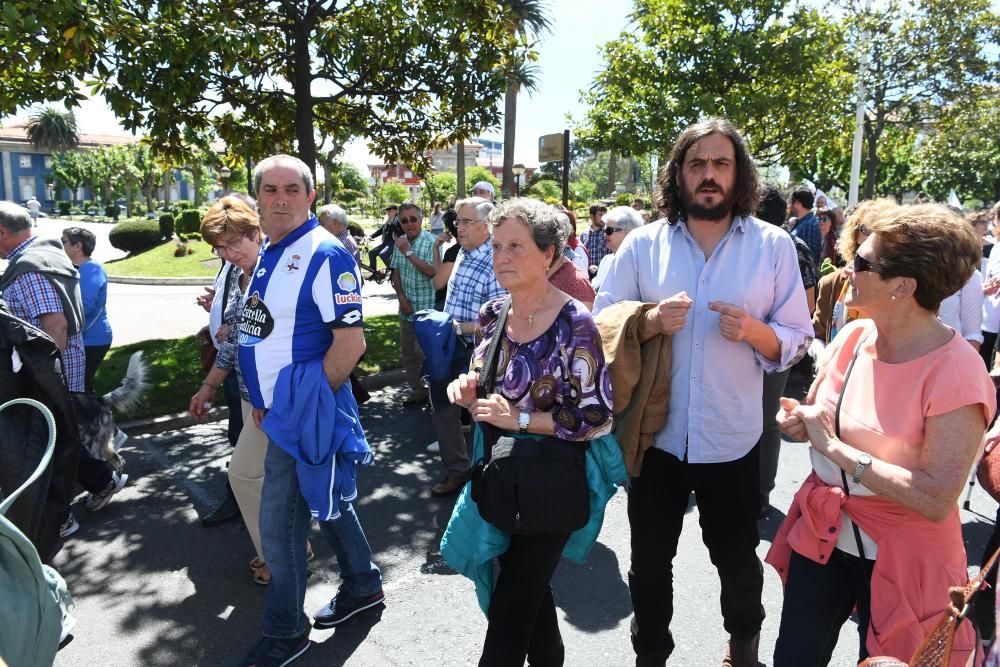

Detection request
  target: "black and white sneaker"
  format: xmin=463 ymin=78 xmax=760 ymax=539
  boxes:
xmin=85 ymin=471 xmax=128 ymax=511
xmin=312 ymin=588 xmax=385 ymax=629
xmin=59 ymin=513 xmax=79 ymax=538
xmin=237 ymin=630 xmax=311 ymax=667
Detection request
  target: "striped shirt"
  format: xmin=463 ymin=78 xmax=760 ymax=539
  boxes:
xmin=444 ymin=239 xmax=506 ymax=331
xmin=237 ymin=216 xmax=363 ymax=409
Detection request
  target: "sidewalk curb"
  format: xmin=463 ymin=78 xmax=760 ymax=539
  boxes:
xmin=119 ymin=366 xmax=408 ymax=436
xmin=108 ymin=275 xmax=215 ymax=286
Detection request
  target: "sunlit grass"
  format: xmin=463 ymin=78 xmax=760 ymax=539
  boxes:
xmin=105 ymin=240 xmax=221 ymax=278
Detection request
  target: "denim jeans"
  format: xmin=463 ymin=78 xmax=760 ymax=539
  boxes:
xmin=259 ymin=440 xmax=382 ymax=638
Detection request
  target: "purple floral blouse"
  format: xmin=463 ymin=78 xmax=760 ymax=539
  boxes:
xmin=472 ymin=297 xmax=614 ymax=441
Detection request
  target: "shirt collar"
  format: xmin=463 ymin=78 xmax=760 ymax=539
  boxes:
xmin=7 ymin=235 xmax=38 ymax=261
xmin=263 ymin=215 xmax=319 ymax=251
xmin=673 ymin=215 xmax=746 ymax=235
xmin=462 ymin=237 xmax=492 ymax=258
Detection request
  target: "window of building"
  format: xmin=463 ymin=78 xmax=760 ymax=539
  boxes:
xmin=18 ymin=155 xmax=32 ymax=169
xmin=44 ymin=156 xmax=53 ymax=168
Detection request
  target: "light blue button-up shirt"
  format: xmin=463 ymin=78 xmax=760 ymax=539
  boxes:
xmin=594 ymin=216 xmax=814 ymax=464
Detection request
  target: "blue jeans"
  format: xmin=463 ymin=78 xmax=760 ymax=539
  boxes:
xmin=259 ymin=440 xmax=382 ymax=638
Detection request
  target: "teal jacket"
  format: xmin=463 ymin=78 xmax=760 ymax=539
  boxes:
xmin=440 ymin=428 xmax=627 ymax=614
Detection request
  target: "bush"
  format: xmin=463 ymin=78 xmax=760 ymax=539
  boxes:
xmin=130 ymin=201 xmax=146 ymax=216
xmin=337 ymin=189 xmax=366 ymax=205
xmin=347 ymin=222 xmax=365 ymax=238
xmin=176 ymin=208 xmax=202 ymax=235
xmin=173 ymin=199 xmax=195 ymax=211
xmin=159 ymin=213 xmax=175 ymax=240
xmin=57 ymin=201 xmax=72 ymax=216
xmin=105 ymin=203 xmax=121 ymax=219
xmin=109 ymin=220 xmax=162 ymax=253
xmin=614 ymin=193 xmax=633 ymax=207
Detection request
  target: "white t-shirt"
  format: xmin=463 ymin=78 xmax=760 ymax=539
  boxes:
xmin=938 ymin=270 xmax=984 ymax=343
xmin=26 ymin=199 xmax=40 ymax=214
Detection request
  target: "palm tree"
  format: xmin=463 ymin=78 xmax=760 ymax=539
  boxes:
xmin=25 ymin=107 xmax=79 ymax=153
xmin=500 ymin=0 xmax=551 ymax=199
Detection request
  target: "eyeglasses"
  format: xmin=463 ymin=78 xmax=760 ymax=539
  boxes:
xmin=818 ymin=216 xmax=832 ymax=223
xmin=211 ymin=234 xmax=249 ymax=256
xmin=604 ymin=226 xmax=625 ymax=236
xmin=456 ymin=218 xmax=481 ymax=226
xmin=856 ymin=224 xmax=871 ymax=237
xmin=851 ymin=251 xmax=883 ymax=274
xmin=399 ymin=216 xmax=420 ymax=224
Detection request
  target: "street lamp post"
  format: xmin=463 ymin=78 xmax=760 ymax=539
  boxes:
xmin=512 ymin=163 xmax=525 ymax=197
xmin=219 ymin=166 xmax=232 ymax=195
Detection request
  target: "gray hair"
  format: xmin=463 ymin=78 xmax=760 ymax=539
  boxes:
xmin=398 ymin=202 xmax=423 ymax=218
xmin=454 ymin=196 xmax=495 ymax=223
xmin=253 ymin=154 xmax=314 ymax=194
xmin=317 ymin=203 xmax=348 ymax=227
xmin=488 ymin=197 xmax=565 ymax=256
xmin=604 ymin=206 xmax=644 ymax=231
xmin=0 ymin=201 xmax=31 ymax=234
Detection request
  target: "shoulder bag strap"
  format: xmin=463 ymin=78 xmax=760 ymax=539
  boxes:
xmin=475 ymin=298 xmax=511 ymax=466
xmin=836 ymin=329 xmax=873 ymax=561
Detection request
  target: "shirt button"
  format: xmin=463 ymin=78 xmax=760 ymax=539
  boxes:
xmin=689 ymin=408 xmax=695 ymax=412
xmin=697 ymin=310 xmax=702 ymax=315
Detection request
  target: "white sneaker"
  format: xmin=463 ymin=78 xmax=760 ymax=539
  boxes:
xmin=426 ymin=441 xmax=440 ymax=453
xmin=85 ymin=472 xmax=129 ymax=511
xmin=59 ymin=513 xmax=79 ymax=538
xmin=112 ymin=428 xmax=128 ymax=452
xmin=60 ymin=610 xmax=77 ymax=644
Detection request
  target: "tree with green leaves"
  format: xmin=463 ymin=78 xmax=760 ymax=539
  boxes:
xmin=499 ymin=0 xmax=550 ymax=199
xmin=576 ymin=0 xmax=851 ymax=168
xmin=25 ymin=106 xmax=78 ymax=153
xmin=0 ymin=0 xmax=526 ymax=188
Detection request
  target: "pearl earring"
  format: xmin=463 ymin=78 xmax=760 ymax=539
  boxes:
xmin=890 ymin=295 xmax=896 ymax=300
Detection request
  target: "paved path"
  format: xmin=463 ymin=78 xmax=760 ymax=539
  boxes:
xmin=16 ymin=217 xmax=401 ymax=346
xmin=50 ymin=381 xmax=999 ymax=667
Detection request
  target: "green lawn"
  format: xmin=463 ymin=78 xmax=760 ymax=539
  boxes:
xmin=94 ymin=314 xmax=402 ymax=419
xmin=106 ymin=239 xmax=222 ymax=278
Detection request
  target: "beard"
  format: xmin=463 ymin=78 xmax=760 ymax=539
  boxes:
xmin=679 ymin=178 xmax=736 ymax=221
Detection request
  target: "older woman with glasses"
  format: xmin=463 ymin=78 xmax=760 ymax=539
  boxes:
xmin=188 ymin=196 xmax=280 ymax=584
xmin=591 ymin=206 xmax=644 ymax=292
xmin=769 ymin=204 xmax=995 ymax=666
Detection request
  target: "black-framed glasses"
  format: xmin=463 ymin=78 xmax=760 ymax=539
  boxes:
xmin=399 ymin=216 xmax=420 ymax=224
xmin=211 ymin=234 xmax=249 ymax=256
xmin=60 ymin=238 xmax=70 ymax=245
xmin=604 ymin=226 xmax=625 ymax=236
xmin=851 ymin=251 xmax=883 ymax=274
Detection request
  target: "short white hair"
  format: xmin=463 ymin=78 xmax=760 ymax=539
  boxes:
xmin=604 ymin=206 xmax=644 ymax=231
xmin=317 ymin=204 xmax=348 ymax=227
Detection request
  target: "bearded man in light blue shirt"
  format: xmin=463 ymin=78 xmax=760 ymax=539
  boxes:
xmin=594 ymin=119 xmax=813 ymax=667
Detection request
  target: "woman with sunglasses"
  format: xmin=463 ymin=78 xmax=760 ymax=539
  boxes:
xmin=188 ymin=196 xmax=281 ymax=584
xmin=816 ymin=207 xmax=840 ymax=269
xmin=769 ymin=204 xmax=995 ymax=665
xmin=591 ymin=206 xmax=644 ymax=292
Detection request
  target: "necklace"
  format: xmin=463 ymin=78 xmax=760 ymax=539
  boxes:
xmin=514 ymin=293 xmax=548 ymax=327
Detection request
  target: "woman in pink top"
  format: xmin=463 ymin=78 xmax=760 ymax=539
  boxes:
xmin=768 ymin=204 xmax=996 ymax=666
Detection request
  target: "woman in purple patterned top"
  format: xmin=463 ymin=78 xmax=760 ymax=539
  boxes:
xmin=447 ymin=198 xmax=613 ymax=666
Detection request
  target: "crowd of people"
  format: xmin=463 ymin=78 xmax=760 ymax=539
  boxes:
xmin=4 ymin=116 xmax=1000 ymax=667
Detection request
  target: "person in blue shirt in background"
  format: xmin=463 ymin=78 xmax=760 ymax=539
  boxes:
xmin=61 ymin=227 xmax=113 ymax=393
xmin=789 ymin=186 xmax=822 ymax=266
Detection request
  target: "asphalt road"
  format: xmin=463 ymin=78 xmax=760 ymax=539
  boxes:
xmin=50 ymin=380 xmax=1000 ymax=667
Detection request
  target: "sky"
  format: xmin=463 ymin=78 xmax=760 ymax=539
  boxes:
xmin=4 ymin=0 xmax=634 ymax=174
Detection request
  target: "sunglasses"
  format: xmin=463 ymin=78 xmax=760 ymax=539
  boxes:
xmin=399 ymin=216 xmax=420 ymax=224
xmin=604 ymin=226 xmax=625 ymax=236
xmin=851 ymin=251 xmax=883 ymax=274
xmin=818 ymin=216 xmax=832 ymax=222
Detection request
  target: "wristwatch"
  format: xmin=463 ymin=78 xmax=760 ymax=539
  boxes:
xmin=853 ymin=453 xmax=872 ymax=484
xmin=518 ymin=411 xmax=530 ymax=434
xmin=404 ymin=249 xmax=415 ymax=258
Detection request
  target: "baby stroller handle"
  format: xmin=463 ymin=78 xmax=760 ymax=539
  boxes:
xmin=0 ymin=398 xmax=57 ymax=516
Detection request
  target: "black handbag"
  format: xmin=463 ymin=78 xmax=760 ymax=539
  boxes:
xmin=469 ymin=298 xmax=590 ymax=535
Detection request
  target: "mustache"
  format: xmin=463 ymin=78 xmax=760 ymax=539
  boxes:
xmin=697 ymin=180 xmax=722 ymax=192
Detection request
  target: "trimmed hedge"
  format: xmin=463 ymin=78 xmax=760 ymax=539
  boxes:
xmin=109 ymin=220 xmax=162 ymax=253
xmin=159 ymin=213 xmax=175 ymax=240
xmin=57 ymin=201 xmax=72 ymax=216
xmin=176 ymin=208 xmax=201 ymax=235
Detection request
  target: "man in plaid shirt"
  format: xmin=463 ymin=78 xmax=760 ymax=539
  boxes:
xmin=390 ymin=203 xmax=436 ymax=404
xmin=579 ymin=203 xmax=609 ymax=276
xmin=429 ymin=196 xmax=506 ymax=497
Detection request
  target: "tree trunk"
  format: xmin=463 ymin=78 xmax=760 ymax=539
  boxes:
xmin=457 ymin=141 xmax=466 ymax=200
xmin=863 ymin=115 xmax=882 ymax=200
xmin=501 ymin=79 xmax=518 ymax=199
xmin=608 ymin=151 xmax=618 ymax=196
xmin=193 ymin=166 xmax=203 ymax=206
xmin=291 ymin=15 xmax=317 ymax=195
xmin=320 ymin=156 xmax=333 ymax=204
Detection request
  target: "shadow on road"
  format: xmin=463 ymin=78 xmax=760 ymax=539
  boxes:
xmin=556 ymin=542 xmax=631 ymax=632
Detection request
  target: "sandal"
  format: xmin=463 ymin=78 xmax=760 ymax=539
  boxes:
xmin=250 ymin=557 xmax=270 ymax=585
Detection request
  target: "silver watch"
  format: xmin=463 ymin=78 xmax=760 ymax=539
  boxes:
xmin=853 ymin=453 xmax=872 ymax=484
xmin=518 ymin=411 xmax=530 ymax=434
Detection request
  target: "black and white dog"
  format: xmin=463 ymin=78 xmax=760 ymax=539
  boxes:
xmin=72 ymin=351 xmax=148 ymax=472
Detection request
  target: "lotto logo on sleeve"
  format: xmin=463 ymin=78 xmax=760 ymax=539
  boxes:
xmin=238 ymin=291 xmax=275 ymax=345
xmin=337 ymin=271 xmax=358 ymax=292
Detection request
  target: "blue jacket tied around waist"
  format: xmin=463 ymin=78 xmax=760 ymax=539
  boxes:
xmin=262 ymin=360 xmax=373 ymax=521
xmin=440 ymin=427 xmax=626 ymax=614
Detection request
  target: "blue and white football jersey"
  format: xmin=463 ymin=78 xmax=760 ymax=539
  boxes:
xmin=238 ymin=216 xmax=363 ymax=409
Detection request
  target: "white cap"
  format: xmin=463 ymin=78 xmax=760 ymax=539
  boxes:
xmin=472 ymin=181 xmax=495 ymax=196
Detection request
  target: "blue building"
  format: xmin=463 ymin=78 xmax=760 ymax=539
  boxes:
xmin=0 ymin=122 xmax=191 ymax=210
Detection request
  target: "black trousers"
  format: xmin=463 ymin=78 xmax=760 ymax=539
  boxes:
xmin=83 ymin=344 xmax=111 ymax=393
xmin=222 ymin=371 xmax=243 ymax=448
xmin=76 ymin=444 xmax=113 ymax=494
xmin=480 ymin=532 xmax=572 ymax=667
xmin=628 ymin=446 xmax=764 ymax=665
xmin=773 ymin=549 xmax=874 ymax=666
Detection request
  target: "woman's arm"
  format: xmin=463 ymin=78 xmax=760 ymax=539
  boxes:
xmin=798 ymin=403 xmax=986 ymax=522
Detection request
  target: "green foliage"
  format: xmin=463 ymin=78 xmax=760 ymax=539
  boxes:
xmin=427 ymin=172 xmax=458 ymax=204
xmin=380 ymin=182 xmax=410 ymax=207
xmin=104 ymin=203 xmax=121 ymax=218
xmin=176 ymin=208 xmax=201 ymax=235
xmin=158 ymin=213 xmax=175 ymax=240
xmin=108 ymin=220 xmax=162 ymax=253
xmin=615 ymin=193 xmax=632 ymax=207
xmin=105 ymin=238 xmax=218 ymax=278
xmin=57 ymin=201 xmax=71 ymax=216
xmin=337 ymin=189 xmax=366 ymax=205
xmin=173 ymin=200 xmax=195 ymax=211
xmin=25 ymin=106 xmax=78 ymax=152
xmin=525 ymin=178 xmax=561 ymax=200
xmin=464 ymin=167 xmax=500 ymax=195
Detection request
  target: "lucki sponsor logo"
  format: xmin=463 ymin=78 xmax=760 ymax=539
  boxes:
xmin=335 ymin=293 xmax=362 ymax=305
xmin=238 ymin=291 xmax=275 ymax=345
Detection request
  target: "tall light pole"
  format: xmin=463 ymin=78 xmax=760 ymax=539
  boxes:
xmin=512 ymin=163 xmax=525 ymax=196
xmin=848 ymin=0 xmax=873 ymax=206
